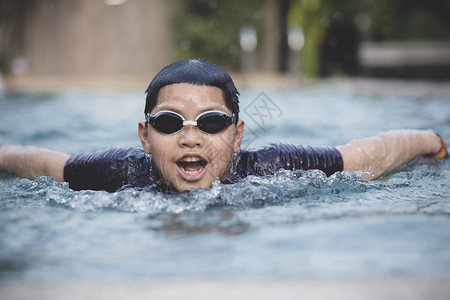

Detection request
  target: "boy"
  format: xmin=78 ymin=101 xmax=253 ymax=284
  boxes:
xmin=0 ymin=59 xmax=447 ymax=192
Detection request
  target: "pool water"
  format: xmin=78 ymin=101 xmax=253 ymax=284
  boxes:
xmin=0 ymin=79 xmax=449 ymax=285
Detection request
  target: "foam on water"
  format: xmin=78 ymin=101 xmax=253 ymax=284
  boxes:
xmin=1 ymin=158 xmax=448 ymax=216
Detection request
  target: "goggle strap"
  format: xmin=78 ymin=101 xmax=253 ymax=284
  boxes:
xmin=145 ymin=113 xmax=152 ymax=123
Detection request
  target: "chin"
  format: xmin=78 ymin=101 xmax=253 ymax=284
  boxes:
xmin=175 ymin=180 xmax=213 ymax=192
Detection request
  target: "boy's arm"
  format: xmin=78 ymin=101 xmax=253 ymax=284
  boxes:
xmin=0 ymin=145 xmax=70 ymax=182
xmin=337 ymin=129 xmax=446 ymax=180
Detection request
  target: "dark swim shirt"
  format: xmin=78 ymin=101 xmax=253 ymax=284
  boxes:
xmin=63 ymin=144 xmax=344 ymax=192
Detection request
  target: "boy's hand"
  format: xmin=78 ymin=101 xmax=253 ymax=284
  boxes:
xmin=428 ymin=134 xmax=447 ymax=159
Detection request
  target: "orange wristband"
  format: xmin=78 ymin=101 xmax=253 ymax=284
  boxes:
xmin=429 ymin=133 xmax=447 ymax=159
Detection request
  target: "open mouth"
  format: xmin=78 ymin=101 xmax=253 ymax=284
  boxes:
xmin=176 ymin=156 xmax=208 ymax=181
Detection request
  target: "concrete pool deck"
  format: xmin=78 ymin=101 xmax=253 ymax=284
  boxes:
xmin=2 ymin=278 xmax=450 ymax=300
xmin=4 ymin=73 xmax=450 ymax=98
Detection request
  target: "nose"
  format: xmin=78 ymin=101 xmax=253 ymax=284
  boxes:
xmin=178 ymin=125 xmax=204 ymax=148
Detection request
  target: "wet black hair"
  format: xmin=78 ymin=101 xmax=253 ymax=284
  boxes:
xmin=144 ymin=59 xmax=240 ymax=122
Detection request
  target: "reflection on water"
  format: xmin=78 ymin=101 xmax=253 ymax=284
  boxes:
xmin=146 ymin=211 xmax=250 ymax=236
xmin=0 ymin=81 xmax=449 ymax=284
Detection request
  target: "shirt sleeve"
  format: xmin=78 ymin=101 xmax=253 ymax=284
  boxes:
xmin=63 ymin=147 xmax=148 ymax=192
xmin=236 ymin=143 xmax=343 ymax=177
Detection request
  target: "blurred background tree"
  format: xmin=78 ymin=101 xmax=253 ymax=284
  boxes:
xmin=288 ymin=0 xmax=363 ymax=76
xmin=171 ymin=0 xmax=267 ymax=71
xmin=371 ymin=0 xmax=450 ymax=41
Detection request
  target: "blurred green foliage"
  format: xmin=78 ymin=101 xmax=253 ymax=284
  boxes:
xmin=172 ymin=0 xmax=450 ymax=76
xmin=288 ymin=0 xmax=450 ymax=76
xmin=172 ymin=0 xmax=266 ymax=70
xmin=288 ymin=0 xmax=364 ymax=76
xmin=371 ymin=0 xmax=450 ymax=41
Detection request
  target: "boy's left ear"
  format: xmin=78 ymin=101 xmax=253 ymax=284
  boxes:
xmin=233 ymin=120 xmax=245 ymax=153
xmin=138 ymin=121 xmax=152 ymax=154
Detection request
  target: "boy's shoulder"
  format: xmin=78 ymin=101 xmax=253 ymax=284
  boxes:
xmin=64 ymin=147 xmax=151 ymax=192
xmin=69 ymin=146 xmax=146 ymax=162
xmin=236 ymin=143 xmax=342 ymax=177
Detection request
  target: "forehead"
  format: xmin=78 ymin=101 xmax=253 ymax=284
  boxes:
xmin=155 ymin=83 xmax=227 ymax=112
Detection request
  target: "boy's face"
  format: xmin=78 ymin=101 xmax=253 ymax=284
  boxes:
xmin=138 ymin=83 xmax=244 ymax=192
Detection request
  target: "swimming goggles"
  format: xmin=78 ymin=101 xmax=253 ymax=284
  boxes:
xmin=145 ymin=110 xmax=237 ymax=134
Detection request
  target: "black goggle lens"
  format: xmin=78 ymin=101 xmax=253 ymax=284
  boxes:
xmin=153 ymin=113 xmax=183 ymax=134
xmin=197 ymin=113 xmax=228 ymax=134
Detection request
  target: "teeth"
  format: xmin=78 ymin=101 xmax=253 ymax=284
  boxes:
xmin=184 ymin=170 xmax=201 ymax=174
xmin=182 ymin=157 xmax=201 ymax=163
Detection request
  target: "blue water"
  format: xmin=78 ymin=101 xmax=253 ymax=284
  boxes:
xmin=0 ymin=79 xmax=450 ymax=284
